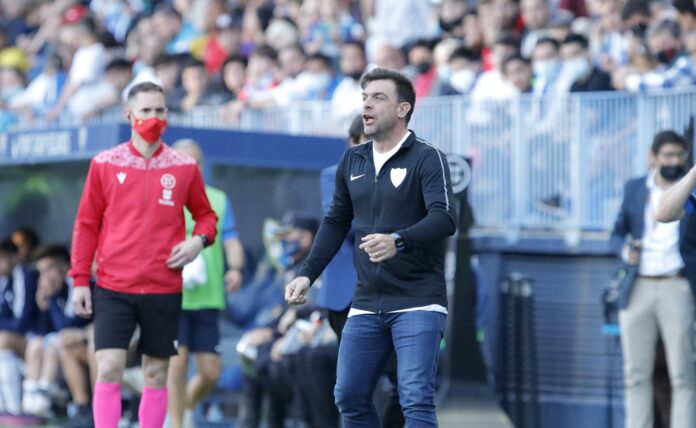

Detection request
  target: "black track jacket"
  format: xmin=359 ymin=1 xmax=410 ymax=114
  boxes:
xmin=298 ymin=131 xmax=457 ymax=313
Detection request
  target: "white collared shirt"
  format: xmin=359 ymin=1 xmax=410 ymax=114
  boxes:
xmin=639 ymin=172 xmax=684 ymax=276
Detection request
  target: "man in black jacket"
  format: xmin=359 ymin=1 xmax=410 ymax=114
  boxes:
xmin=285 ymin=67 xmax=457 ymax=427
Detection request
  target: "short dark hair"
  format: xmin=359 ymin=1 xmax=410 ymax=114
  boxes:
xmin=307 ymin=52 xmax=332 ymax=68
xmin=648 ymin=19 xmax=681 ymax=40
xmin=252 ymin=44 xmax=278 ymax=62
xmin=182 ymin=58 xmax=205 ymax=71
xmin=127 ymin=81 xmax=164 ymax=102
xmin=12 ymin=227 xmax=39 ymax=248
xmin=561 ymin=33 xmax=589 ymax=49
xmin=652 ymin=130 xmax=687 ymax=153
xmin=408 ymin=39 xmax=434 ymax=53
xmin=360 ymin=67 xmax=416 ymax=124
xmin=223 ymin=55 xmax=248 ymax=70
xmin=348 ymin=114 xmax=365 ymax=144
xmin=673 ymin=0 xmax=696 ymax=16
xmin=0 ymin=238 xmax=18 ymax=255
xmin=535 ymin=37 xmax=560 ymax=51
xmin=152 ymin=53 xmax=180 ymax=68
xmin=342 ymin=40 xmax=366 ymax=57
xmin=494 ymin=32 xmax=520 ymax=50
xmin=105 ymin=57 xmax=132 ymax=73
xmin=448 ymin=46 xmax=481 ymax=63
xmin=623 ymin=0 xmax=652 ymax=21
xmin=502 ymin=54 xmax=530 ymax=73
xmin=33 ymin=245 xmax=70 ymax=265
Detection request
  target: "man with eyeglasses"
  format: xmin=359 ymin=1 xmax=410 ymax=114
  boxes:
xmin=69 ymin=81 xmax=218 ymax=428
xmin=611 ymin=130 xmax=696 ymax=428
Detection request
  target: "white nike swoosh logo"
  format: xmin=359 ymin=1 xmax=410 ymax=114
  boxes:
xmin=350 ymin=174 xmax=366 ymax=181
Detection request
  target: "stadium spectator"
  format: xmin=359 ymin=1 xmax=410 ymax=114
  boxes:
xmin=69 ymin=57 xmax=133 ymax=122
xmin=47 ymin=18 xmax=105 ymax=121
xmin=407 ymin=39 xmax=440 ymax=98
xmin=180 ymin=58 xmax=227 ymax=112
xmin=561 ymin=33 xmax=614 ymax=92
xmin=502 ymin=54 xmax=533 ymax=93
xmin=153 ymin=53 xmax=186 ymax=112
xmin=673 ymin=0 xmax=696 ymax=34
xmin=123 ymin=17 xmax=166 ymax=100
xmin=236 ymin=213 xmax=318 ymax=428
xmin=11 ymin=227 xmax=40 ymax=268
xmin=6 ymin=53 xmax=65 ymax=119
xmin=531 ymin=37 xmax=563 ymax=94
xmin=590 ymin=0 xmax=628 ymax=73
xmin=0 ymin=238 xmax=39 ymax=416
xmin=437 ymin=0 xmax=469 ymax=39
xmin=620 ymin=19 xmax=696 ymax=91
xmin=370 ymin=42 xmax=407 ymax=71
xmin=23 ymin=245 xmax=91 ymax=420
xmin=331 ymin=41 xmax=367 ymax=127
xmin=221 ymin=54 xmax=247 ymax=102
xmin=520 ymin=0 xmax=553 ymax=58
xmin=366 ymin=0 xmax=437 ymax=56
xmin=203 ymin=13 xmax=242 ymax=74
xmin=0 ymin=65 xmax=26 ymax=129
xmin=441 ymin=46 xmax=482 ymax=95
xmin=471 ymin=34 xmax=520 ymax=101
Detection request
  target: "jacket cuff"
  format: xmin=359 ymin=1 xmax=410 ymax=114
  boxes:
xmin=395 ymin=230 xmax=412 ymax=253
xmin=72 ymin=275 xmax=91 ymax=287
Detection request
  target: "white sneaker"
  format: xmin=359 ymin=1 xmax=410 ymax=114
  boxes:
xmin=21 ymin=390 xmax=37 ymax=415
xmin=32 ymin=392 xmax=53 ymax=418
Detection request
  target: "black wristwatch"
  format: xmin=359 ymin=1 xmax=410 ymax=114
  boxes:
xmin=196 ymin=234 xmax=210 ymax=248
xmin=391 ymin=233 xmax=405 ymax=252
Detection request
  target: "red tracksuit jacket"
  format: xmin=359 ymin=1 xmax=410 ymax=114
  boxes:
xmin=69 ymin=141 xmax=218 ymax=294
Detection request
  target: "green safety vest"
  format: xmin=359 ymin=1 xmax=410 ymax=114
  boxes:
xmin=183 ymin=186 xmax=227 ymax=310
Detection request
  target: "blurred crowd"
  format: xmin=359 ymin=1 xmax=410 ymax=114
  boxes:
xmin=1 ymin=0 xmax=696 ymax=132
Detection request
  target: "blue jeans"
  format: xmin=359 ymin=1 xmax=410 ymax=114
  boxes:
xmin=334 ymin=311 xmax=447 ymax=428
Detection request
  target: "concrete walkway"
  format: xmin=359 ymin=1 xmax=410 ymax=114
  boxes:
xmin=438 ymin=382 xmax=514 ymax=428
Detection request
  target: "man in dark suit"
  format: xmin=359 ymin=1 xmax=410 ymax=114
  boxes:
xmin=611 ymin=130 xmax=696 ymax=428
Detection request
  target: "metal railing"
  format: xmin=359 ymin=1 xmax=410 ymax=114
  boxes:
xmin=11 ymin=88 xmax=696 ymax=242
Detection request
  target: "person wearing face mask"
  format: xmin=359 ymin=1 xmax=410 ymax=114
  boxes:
xmin=621 ymin=19 xmax=696 ymax=91
xmin=69 ymin=82 xmax=218 ymax=428
xmin=530 ymin=37 xmax=562 ymax=95
xmin=406 ymin=39 xmax=440 ymax=98
xmin=332 ymin=41 xmax=368 ymax=128
xmin=440 ymin=46 xmax=481 ymax=96
xmin=610 ymin=130 xmax=696 ymax=428
xmin=560 ymin=33 xmax=614 ymax=92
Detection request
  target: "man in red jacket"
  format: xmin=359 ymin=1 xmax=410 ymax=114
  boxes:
xmin=69 ymin=81 xmax=217 ymax=428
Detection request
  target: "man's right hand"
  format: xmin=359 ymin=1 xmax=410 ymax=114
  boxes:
xmin=71 ymin=286 xmax=93 ymax=318
xmin=622 ymin=240 xmax=641 ymax=266
xmin=285 ymin=276 xmax=310 ymax=305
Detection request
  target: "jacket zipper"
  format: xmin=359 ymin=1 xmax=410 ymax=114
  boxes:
xmin=140 ymin=160 xmax=150 ymax=294
xmin=371 ymin=144 xmax=408 ymax=314
xmin=372 ymin=172 xmax=383 ymax=314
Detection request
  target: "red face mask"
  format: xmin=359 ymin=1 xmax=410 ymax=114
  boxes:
xmin=131 ymin=115 xmax=167 ymax=144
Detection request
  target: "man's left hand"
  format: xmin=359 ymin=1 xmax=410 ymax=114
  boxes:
xmin=166 ymin=236 xmax=205 ymax=269
xmin=359 ymin=233 xmax=397 ymax=263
